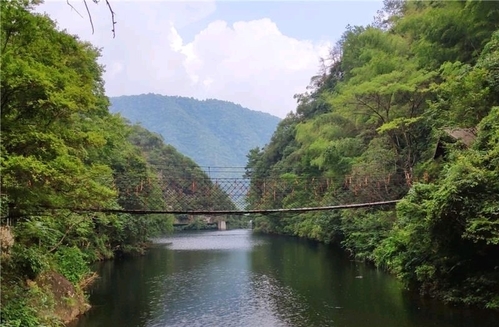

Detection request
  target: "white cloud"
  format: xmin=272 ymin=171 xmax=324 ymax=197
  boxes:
xmin=177 ymin=19 xmax=330 ymax=117
xmin=37 ymin=1 xmax=330 ymax=118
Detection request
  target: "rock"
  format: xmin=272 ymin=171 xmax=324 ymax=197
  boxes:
xmin=35 ymin=271 xmax=90 ymax=324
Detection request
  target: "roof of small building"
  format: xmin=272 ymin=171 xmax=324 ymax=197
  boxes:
xmin=442 ymin=127 xmax=477 ymax=147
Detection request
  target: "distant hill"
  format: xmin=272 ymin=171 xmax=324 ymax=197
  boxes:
xmin=109 ymin=94 xmax=281 ymax=175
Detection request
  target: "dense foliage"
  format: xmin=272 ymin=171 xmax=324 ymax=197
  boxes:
xmin=110 ymin=94 xmax=281 ymax=172
xmin=246 ymin=0 xmax=499 ymax=308
xmin=0 ymin=1 xmax=232 ymax=325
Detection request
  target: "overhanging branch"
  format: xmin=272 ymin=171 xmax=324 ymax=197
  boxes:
xmin=75 ymin=0 xmax=117 ymax=37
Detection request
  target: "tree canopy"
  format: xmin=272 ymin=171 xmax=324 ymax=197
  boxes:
xmin=246 ymin=0 xmax=499 ymax=309
xmin=0 ymin=1 xmax=233 ymax=325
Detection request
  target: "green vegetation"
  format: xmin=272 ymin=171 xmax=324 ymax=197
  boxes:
xmin=2 ymin=0 xmax=498 ymax=324
xmin=0 ymin=1 xmax=235 ymax=325
xmin=246 ymin=0 xmax=499 ymax=309
xmin=110 ymin=94 xmax=281 ymax=171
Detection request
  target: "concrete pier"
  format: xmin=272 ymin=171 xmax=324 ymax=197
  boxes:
xmin=217 ymin=220 xmax=227 ymax=230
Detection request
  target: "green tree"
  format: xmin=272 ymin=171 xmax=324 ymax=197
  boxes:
xmin=246 ymin=0 xmax=499 ymax=309
xmin=1 ymin=0 xmax=117 ymax=217
xmin=375 ymin=107 xmax=499 ymax=308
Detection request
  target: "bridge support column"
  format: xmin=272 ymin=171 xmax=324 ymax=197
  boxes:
xmin=217 ymin=220 xmax=227 ymax=231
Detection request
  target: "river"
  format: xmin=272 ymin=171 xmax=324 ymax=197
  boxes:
xmin=72 ymin=229 xmax=498 ymax=327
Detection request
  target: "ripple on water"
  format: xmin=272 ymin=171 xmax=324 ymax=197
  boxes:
xmin=147 ymin=230 xmax=307 ymax=327
xmin=74 ymin=228 xmax=499 ymax=327
xmin=154 ymin=230 xmax=265 ymax=251
xmin=146 ymin=271 xmax=313 ymax=327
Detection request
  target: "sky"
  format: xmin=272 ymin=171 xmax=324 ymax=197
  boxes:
xmin=38 ymin=0 xmax=383 ymax=118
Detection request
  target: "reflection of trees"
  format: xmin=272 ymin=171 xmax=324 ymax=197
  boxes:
xmin=249 ymin=235 xmax=413 ymax=327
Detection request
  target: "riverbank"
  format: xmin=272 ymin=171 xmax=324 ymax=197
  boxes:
xmin=0 ymin=225 xmax=157 ymax=327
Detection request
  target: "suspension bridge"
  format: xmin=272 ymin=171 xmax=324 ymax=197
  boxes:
xmin=2 ymin=167 xmax=411 ymax=227
xmin=68 ymin=167 xmax=409 ymax=215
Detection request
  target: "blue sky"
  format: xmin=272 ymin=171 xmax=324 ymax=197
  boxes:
xmin=40 ymin=1 xmax=383 ymax=118
xmin=180 ymin=1 xmax=383 ymax=43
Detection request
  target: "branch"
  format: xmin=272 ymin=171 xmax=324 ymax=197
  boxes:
xmin=66 ymin=0 xmax=83 ymax=18
xmin=105 ymin=0 xmax=117 ymax=38
xmin=355 ymin=95 xmax=386 ymax=123
xmin=81 ymin=0 xmax=117 ymax=37
xmin=83 ymin=0 xmax=95 ymax=35
xmin=48 ymin=215 xmax=88 ymax=253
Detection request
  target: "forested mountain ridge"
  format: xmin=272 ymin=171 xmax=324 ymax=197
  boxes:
xmin=246 ymin=0 xmax=499 ymax=309
xmin=110 ymin=94 xmax=281 ymax=170
xmin=0 ymin=1 xmax=232 ymax=326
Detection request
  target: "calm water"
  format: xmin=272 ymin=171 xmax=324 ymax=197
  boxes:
xmin=73 ymin=229 xmax=498 ymax=327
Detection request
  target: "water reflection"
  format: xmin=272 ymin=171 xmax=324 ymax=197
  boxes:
xmin=72 ymin=230 xmax=499 ymax=327
xmin=147 ymin=230 xmax=292 ymax=327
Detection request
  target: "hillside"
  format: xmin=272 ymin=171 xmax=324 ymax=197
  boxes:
xmin=1 ymin=4 xmax=235 ymax=325
xmin=110 ymin=94 xmax=281 ymax=173
xmin=246 ymin=1 xmax=499 ymax=309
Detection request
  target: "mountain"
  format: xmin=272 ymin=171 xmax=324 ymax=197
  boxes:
xmin=109 ymin=94 xmax=281 ymax=175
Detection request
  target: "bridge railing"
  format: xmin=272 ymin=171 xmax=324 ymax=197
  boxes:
xmin=110 ymin=172 xmax=410 ymax=213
